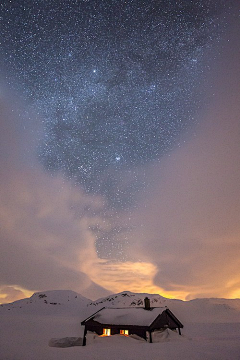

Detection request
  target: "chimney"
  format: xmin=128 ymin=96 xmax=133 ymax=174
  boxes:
xmin=144 ymin=297 xmax=151 ymax=310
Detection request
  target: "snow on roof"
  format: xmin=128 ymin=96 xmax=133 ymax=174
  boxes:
xmin=91 ymin=307 xmax=166 ymax=326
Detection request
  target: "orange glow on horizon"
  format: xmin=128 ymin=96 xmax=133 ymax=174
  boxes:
xmin=229 ymin=289 xmax=240 ymax=299
xmin=79 ymin=258 xmax=190 ymax=300
xmin=0 ymin=285 xmax=35 ymax=304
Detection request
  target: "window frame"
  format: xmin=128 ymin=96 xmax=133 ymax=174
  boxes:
xmin=120 ymin=329 xmax=129 ymax=335
xmin=102 ymin=328 xmax=111 ymax=336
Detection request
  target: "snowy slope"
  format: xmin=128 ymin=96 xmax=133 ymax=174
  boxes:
xmin=1 ymin=290 xmax=240 ymax=360
xmin=88 ymin=290 xmax=240 ymax=323
xmin=167 ymin=297 xmax=240 ymax=324
xmin=0 ymin=289 xmax=91 ymax=315
xmin=1 ymin=289 xmax=240 ymax=324
xmin=88 ymin=290 xmax=171 ymax=308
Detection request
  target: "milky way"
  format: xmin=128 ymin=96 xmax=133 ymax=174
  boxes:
xmin=0 ymin=0 xmax=228 ymax=259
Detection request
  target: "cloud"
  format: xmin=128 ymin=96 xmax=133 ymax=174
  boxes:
xmin=126 ymin=20 xmax=240 ymax=299
xmin=0 ymin=286 xmax=30 ymax=303
xmin=80 ymin=259 xmax=165 ymax=296
xmin=1 ymin=10 xmax=240 ymax=303
xmin=0 ymin=163 xmax=108 ymax=300
xmin=0 ymin=89 xmax=111 ymax=303
xmin=0 ymin=88 xmax=165 ymax=303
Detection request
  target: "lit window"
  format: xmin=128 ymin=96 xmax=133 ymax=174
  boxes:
xmin=102 ymin=328 xmax=111 ymax=336
xmin=120 ymin=330 xmax=129 ymax=335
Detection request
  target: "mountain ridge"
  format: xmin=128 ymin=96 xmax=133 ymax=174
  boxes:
xmin=1 ymin=289 xmax=240 ymax=324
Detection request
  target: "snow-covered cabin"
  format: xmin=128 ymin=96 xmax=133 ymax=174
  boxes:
xmin=81 ymin=297 xmax=183 ymax=345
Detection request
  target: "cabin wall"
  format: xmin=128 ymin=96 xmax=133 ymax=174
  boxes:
xmin=166 ymin=313 xmax=180 ymax=329
xmin=85 ymin=323 xmax=148 ymax=340
xmin=150 ymin=310 xmax=180 ymax=331
xmin=82 ymin=308 xmax=183 ymax=344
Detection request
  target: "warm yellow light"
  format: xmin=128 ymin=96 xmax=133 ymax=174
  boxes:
xmin=102 ymin=328 xmax=111 ymax=336
xmin=120 ymin=330 xmax=129 ymax=335
xmin=0 ymin=285 xmax=35 ymax=305
xmin=80 ymin=258 xmax=190 ymax=300
xmin=229 ymin=289 xmax=240 ymax=299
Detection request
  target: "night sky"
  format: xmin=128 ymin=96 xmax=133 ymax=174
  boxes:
xmin=1 ymin=1 xmax=240 ymax=302
xmin=1 ymin=1 xmax=224 ymax=196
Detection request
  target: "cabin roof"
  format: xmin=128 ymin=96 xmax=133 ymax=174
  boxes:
xmin=82 ymin=307 xmax=167 ymax=326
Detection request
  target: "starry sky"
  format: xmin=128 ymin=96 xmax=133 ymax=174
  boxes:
xmin=0 ymin=0 xmax=240 ymax=303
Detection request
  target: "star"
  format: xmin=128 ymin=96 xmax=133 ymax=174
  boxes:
xmin=0 ymin=0 xmax=228 ymax=260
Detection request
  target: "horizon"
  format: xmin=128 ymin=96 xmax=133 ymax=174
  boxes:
xmin=1 ymin=287 xmax=240 ymax=306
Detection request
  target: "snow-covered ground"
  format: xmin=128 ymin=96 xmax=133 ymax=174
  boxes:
xmin=1 ymin=290 xmax=240 ymax=360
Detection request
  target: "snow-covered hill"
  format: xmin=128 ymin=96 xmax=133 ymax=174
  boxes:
xmin=87 ymin=290 xmax=240 ymax=324
xmin=1 ymin=290 xmax=240 ymax=360
xmin=2 ymin=289 xmax=240 ymax=323
xmin=0 ymin=289 xmax=91 ymax=315
xmin=180 ymin=297 xmax=240 ymax=323
xmin=88 ymin=290 xmax=171 ymax=308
